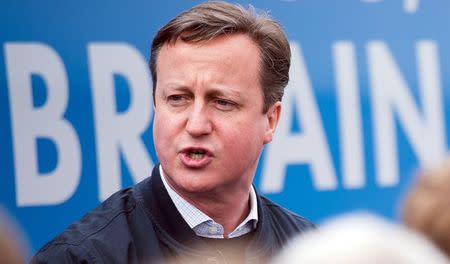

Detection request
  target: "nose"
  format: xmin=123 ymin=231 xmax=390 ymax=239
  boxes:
xmin=185 ymin=102 xmax=213 ymax=137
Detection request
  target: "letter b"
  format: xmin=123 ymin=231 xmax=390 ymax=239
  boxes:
xmin=4 ymin=43 xmax=81 ymax=206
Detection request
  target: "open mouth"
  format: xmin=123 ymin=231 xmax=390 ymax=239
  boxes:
xmin=179 ymin=147 xmax=213 ymax=168
xmin=187 ymin=149 xmax=206 ymax=160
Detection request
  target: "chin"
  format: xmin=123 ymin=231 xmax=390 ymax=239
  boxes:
xmin=166 ymin=164 xmax=225 ymax=194
xmin=178 ymin=178 xmax=217 ymax=194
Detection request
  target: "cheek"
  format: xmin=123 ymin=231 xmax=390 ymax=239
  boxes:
xmin=220 ymin=123 xmax=265 ymax=157
xmin=153 ymin=112 xmax=174 ymax=152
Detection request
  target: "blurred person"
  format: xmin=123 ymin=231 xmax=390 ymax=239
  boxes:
xmin=0 ymin=206 xmax=29 ymax=264
xmin=32 ymin=1 xmax=314 ymax=263
xmin=272 ymin=213 xmax=449 ymax=264
xmin=403 ymin=159 xmax=450 ymax=258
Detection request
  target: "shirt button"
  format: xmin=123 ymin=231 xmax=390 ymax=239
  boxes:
xmin=208 ymin=226 xmax=218 ymax=234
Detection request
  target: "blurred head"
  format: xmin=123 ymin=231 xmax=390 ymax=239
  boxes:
xmin=403 ymin=159 xmax=450 ymax=258
xmin=0 ymin=208 xmax=28 ymax=264
xmin=150 ymin=1 xmax=291 ymax=113
xmin=272 ymin=213 xmax=449 ymax=264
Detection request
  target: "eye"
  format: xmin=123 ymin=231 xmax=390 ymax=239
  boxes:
xmin=168 ymin=94 xmax=182 ymax=101
xmin=215 ymin=99 xmax=236 ymax=111
xmin=167 ymin=94 xmax=189 ymax=106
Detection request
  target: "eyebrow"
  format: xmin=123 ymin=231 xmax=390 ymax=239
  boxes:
xmin=205 ymin=88 xmax=243 ymax=101
xmin=162 ymin=83 xmax=244 ymax=101
xmin=160 ymin=84 xmax=191 ymax=96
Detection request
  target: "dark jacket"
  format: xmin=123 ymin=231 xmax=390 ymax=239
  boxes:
xmin=32 ymin=165 xmax=315 ymax=263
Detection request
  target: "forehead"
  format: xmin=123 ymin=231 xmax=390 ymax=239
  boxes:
xmin=155 ymin=34 xmax=262 ymax=90
xmin=168 ymin=33 xmax=258 ymax=52
xmin=157 ymin=34 xmax=260 ymax=71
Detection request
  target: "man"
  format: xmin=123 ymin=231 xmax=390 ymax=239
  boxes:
xmin=32 ymin=2 xmax=314 ymax=263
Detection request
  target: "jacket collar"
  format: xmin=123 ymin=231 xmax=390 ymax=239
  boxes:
xmin=136 ymin=164 xmax=275 ymax=261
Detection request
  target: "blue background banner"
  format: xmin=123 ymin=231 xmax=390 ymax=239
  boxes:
xmin=1 ymin=0 xmax=449 ymax=255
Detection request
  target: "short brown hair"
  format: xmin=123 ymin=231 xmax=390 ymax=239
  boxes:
xmin=149 ymin=1 xmax=290 ymax=113
xmin=402 ymin=160 xmax=450 ymax=258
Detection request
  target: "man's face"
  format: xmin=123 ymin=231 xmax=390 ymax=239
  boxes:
xmin=153 ymin=34 xmax=280 ymax=197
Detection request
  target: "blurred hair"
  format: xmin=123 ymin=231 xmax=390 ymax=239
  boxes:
xmin=150 ymin=1 xmax=290 ymax=113
xmin=403 ymin=159 xmax=450 ymax=258
xmin=272 ymin=213 xmax=449 ymax=264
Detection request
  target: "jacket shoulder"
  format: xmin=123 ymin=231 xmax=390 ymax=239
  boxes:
xmin=31 ymin=242 xmax=94 ymax=263
xmin=32 ymin=186 xmax=140 ymax=263
xmin=259 ymin=195 xmax=316 ymax=232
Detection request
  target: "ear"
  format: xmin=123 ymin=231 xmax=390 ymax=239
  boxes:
xmin=263 ymin=101 xmax=282 ymax=144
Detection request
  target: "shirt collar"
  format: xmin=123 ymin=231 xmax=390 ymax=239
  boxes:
xmin=159 ymin=165 xmax=258 ymax=237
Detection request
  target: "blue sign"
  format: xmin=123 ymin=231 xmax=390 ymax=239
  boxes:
xmin=1 ymin=0 xmax=449 ymax=255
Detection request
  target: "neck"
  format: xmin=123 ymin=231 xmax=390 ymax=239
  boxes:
xmin=160 ymin=167 xmax=254 ymax=236
xmin=187 ymin=187 xmax=252 ymax=237
xmin=196 ymin=191 xmax=251 ymax=237
xmin=169 ymin=182 xmax=252 ymax=236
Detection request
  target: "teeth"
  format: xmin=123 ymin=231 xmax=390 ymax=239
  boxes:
xmin=188 ymin=152 xmax=205 ymax=159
